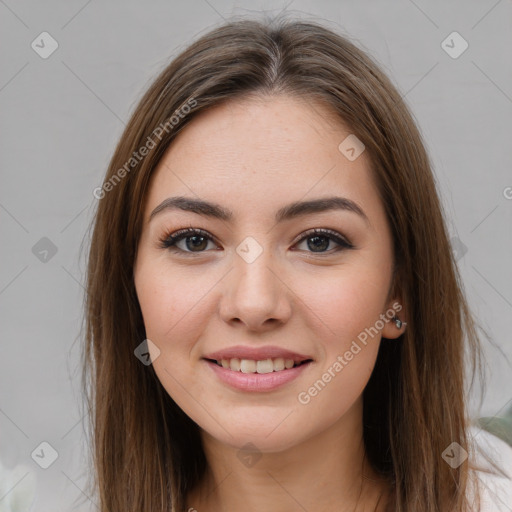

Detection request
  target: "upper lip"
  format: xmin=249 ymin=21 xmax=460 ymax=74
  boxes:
xmin=203 ymin=345 xmax=313 ymax=363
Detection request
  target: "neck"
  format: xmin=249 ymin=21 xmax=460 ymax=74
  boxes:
xmin=186 ymin=398 xmax=391 ymax=512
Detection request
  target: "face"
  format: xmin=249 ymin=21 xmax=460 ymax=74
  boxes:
xmin=134 ymin=94 xmax=403 ymax=453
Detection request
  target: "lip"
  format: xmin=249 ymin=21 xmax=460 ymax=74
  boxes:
xmin=204 ymin=358 xmax=313 ymax=392
xmin=203 ymin=345 xmax=313 ymax=364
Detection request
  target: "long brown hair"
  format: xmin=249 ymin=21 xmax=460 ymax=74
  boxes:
xmin=82 ymin=14 xmax=492 ymax=511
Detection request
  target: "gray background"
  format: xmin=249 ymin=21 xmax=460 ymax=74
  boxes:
xmin=1 ymin=1 xmax=511 ymax=510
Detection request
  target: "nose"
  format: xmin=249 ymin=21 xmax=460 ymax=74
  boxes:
xmin=218 ymin=247 xmax=293 ymax=332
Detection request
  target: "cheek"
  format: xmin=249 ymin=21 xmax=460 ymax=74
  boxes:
xmin=292 ymin=273 xmax=385 ymax=434
xmin=134 ymin=264 xmax=216 ymax=411
xmin=290 ymin=263 xmax=389 ymax=413
xmin=135 ymin=263 xmax=213 ymax=346
xmin=296 ymin=263 xmax=390 ymax=350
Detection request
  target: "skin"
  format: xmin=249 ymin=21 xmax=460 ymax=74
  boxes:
xmin=134 ymin=94 xmax=407 ymax=511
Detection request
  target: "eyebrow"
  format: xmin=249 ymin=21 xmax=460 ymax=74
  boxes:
xmin=149 ymin=195 xmax=370 ymax=226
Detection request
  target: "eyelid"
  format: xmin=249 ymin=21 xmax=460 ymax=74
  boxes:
xmin=290 ymin=227 xmax=354 ymax=249
xmin=159 ymin=227 xmax=354 ymax=254
xmin=158 ymin=227 xmax=220 ymax=250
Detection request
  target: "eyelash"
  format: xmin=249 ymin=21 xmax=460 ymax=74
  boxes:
xmin=158 ymin=227 xmax=355 ymax=256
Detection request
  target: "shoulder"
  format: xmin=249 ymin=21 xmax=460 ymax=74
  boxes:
xmin=466 ymin=424 xmax=512 ymax=511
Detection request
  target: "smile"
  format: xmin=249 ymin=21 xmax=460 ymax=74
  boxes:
xmin=203 ymin=358 xmax=313 ymax=392
xmin=209 ymin=357 xmax=311 ymax=373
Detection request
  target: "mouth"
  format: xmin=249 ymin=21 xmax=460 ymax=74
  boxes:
xmin=202 ymin=346 xmax=314 ymax=391
xmin=203 ymin=356 xmax=313 ymax=392
xmin=204 ymin=357 xmax=313 ymax=374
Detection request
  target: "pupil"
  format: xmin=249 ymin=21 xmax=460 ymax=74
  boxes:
xmin=308 ymin=235 xmax=329 ymax=252
xmin=186 ymin=236 xmax=207 ymax=251
xmin=184 ymin=235 xmax=330 ymax=252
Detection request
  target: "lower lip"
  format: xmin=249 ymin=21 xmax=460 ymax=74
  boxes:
xmin=204 ymin=359 xmax=312 ymax=392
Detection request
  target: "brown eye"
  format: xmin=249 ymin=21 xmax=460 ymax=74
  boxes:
xmin=294 ymin=228 xmax=354 ymax=254
xmin=160 ymin=228 xmax=218 ymax=254
xmin=159 ymin=227 xmax=354 ymax=256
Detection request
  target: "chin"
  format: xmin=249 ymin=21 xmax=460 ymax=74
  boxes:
xmin=199 ymin=412 xmax=308 ymax=454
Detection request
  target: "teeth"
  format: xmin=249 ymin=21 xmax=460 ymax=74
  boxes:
xmin=240 ymin=359 xmax=256 ymax=373
xmin=273 ymin=358 xmax=285 ymax=371
xmin=229 ymin=358 xmax=241 ymax=371
xmin=256 ymin=359 xmax=273 ymax=374
xmin=217 ymin=357 xmax=304 ymax=373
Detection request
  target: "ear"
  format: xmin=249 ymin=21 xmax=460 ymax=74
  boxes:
xmin=381 ymin=298 xmax=407 ymax=340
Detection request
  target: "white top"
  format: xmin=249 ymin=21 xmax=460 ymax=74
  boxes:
xmin=467 ymin=425 xmax=512 ymax=511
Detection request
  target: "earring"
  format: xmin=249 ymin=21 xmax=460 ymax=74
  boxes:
xmin=393 ymin=316 xmax=407 ymax=329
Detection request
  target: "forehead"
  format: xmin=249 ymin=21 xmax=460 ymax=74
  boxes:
xmin=145 ymin=94 xmax=382 ymax=225
xmin=161 ymin=94 xmax=350 ymax=170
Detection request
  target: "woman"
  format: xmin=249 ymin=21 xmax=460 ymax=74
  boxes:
xmin=82 ymin=16 xmax=511 ymax=511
